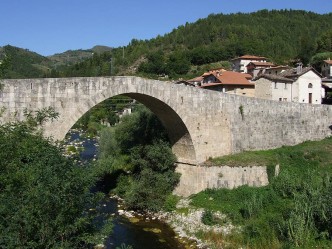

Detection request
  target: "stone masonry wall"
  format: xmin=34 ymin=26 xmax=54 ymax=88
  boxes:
xmin=1 ymin=77 xmax=332 ymax=164
xmin=174 ymin=163 xmax=269 ymax=197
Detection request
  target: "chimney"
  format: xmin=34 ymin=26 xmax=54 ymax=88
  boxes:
xmin=296 ymin=62 xmax=303 ymax=74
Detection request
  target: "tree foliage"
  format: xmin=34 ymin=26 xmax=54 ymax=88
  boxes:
xmin=0 ymin=110 xmax=110 ymax=248
xmin=96 ymin=106 xmax=179 ymax=212
xmin=3 ymin=10 xmax=332 ymax=80
xmin=58 ymin=10 xmax=332 ymax=80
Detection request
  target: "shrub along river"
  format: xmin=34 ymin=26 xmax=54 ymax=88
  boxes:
xmin=66 ymin=130 xmax=189 ymax=249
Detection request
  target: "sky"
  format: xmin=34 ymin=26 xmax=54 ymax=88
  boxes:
xmin=1 ymin=0 xmax=331 ymax=56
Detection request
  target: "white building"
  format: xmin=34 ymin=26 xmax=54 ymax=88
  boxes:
xmin=230 ymin=55 xmax=267 ymax=73
xmin=254 ymin=66 xmax=322 ymax=104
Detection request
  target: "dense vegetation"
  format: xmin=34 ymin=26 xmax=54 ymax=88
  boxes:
xmin=0 ymin=45 xmax=53 ymax=78
xmin=0 ymin=45 xmax=111 ymax=79
xmin=73 ymin=95 xmax=135 ymax=136
xmin=191 ymin=138 xmax=332 ymax=248
xmin=0 ymin=108 xmax=113 ymax=248
xmin=94 ymin=106 xmax=180 ymax=212
xmin=61 ymin=9 xmax=332 ymax=79
xmin=2 ymin=10 xmax=332 ymax=80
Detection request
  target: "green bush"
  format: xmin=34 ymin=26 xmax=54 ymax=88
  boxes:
xmin=201 ymin=210 xmax=218 ymax=226
xmin=163 ymin=194 xmax=180 ymax=212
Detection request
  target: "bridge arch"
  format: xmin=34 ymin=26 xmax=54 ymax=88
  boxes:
xmin=1 ymin=76 xmax=332 ymax=166
xmin=40 ymin=77 xmax=197 ymax=164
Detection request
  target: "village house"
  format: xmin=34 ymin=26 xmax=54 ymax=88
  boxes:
xmin=230 ymin=54 xmax=267 ymax=73
xmin=246 ymin=61 xmax=276 ymax=77
xmin=185 ymin=68 xmax=255 ymax=97
xmin=254 ymin=64 xmax=323 ymax=104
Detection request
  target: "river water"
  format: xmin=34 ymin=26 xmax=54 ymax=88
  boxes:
xmin=66 ymin=131 xmax=188 ymax=249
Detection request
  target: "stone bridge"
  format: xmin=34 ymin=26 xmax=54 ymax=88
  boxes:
xmin=1 ymin=76 xmax=332 ymax=166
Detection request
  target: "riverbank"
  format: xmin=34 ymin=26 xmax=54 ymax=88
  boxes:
xmin=115 ymin=137 xmax=332 ymax=249
xmin=115 ymin=194 xmax=239 ymax=249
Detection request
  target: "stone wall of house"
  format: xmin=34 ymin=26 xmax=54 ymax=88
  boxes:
xmin=254 ymin=77 xmax=273 ymax=99
xmin=226 ymin=87 xmax=255 ymax=98
xmin=174 ymin=163 xmax=269 ymax=196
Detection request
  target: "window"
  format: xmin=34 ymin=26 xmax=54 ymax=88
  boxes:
xmin=274 ymin=82 xmax=278 ymax=89
xmin=308 ymin=83 xmax=313 ymax=88
xmin=283 ymin=98 xmax=287 ymax=101
xmin=284 ymin=83 xmax=287 ymax=89
xmin=279 ymin=98 xmax=282 ymax=101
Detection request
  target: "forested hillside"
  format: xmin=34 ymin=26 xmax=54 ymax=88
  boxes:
xmin=0 ymin=45 xmax=112 ymax=79
xmin=0 ymin=45 xmax=52 ymax=78
xmin=1 ymin=10 xmax=332 ymax=79
xmin=61 ymin=9 xmax=332 ymax=79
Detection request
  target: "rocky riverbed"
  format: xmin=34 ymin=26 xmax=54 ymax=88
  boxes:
xmin=116 ymin=196 xmax=240 ymax=249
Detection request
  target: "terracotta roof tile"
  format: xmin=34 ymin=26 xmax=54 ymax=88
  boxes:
xmin=217 ymin=71 xmax=253 ymax=85
xmin=324 ymin=60 xmax=332 ymax=65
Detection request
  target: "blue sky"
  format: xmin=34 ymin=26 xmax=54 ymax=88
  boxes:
xmin=0 ymin=0 xmax=331 ymax=56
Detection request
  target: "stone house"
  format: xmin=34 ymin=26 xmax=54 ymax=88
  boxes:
xmin=246 ymin=61 xmax=276 ymax=77
xmin=230 ymin=55 xmax=267 ymax=73
xmin=254 ymin=66 xmax=322 ymax=104
xmin=187 ymin=69 xmax=255 ymax=97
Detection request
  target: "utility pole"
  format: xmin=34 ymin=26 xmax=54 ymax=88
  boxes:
xmin=109 ymin=57 xmax=112 ymax=75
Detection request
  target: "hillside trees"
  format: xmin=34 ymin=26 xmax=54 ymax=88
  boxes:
xmin=60 ymin=10 xmax=332 ymax=79
xmin=310 ymin=29 xmax=332 ymax=71
xmin=316 ymin=29 xmax=332 ymax=53
xmin=4 ymin=10 xmax=331 ymax=80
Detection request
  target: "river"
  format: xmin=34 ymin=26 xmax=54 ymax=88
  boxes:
xmin=65 ymin=130 xmax=189 ymax=249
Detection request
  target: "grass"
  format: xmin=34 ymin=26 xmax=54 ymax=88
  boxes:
xmin=207 ymin=137 xmax=332 ymax=169
xmin=190 ymin=137 xmax=332 ymax=248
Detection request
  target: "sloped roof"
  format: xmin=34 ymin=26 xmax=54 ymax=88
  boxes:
xmin=231 ymin=54 xmax=267 ymax=61
xmin=324 ymin=60 xmax=332 ymax=65
xmin=247 ymin=62 xmax=275 ymax=67
xmin=191 ymin=70 xmax=253 ymax=87
xmin=187 ymin=76 xmax=204 ymax=82
xmin=279 ymin=67 xmax=321 ymax=78
xmin=266 ymin=65 xmax=290 ymax=70
xmin=254 ymin=74 xmax=294 ymax=83
xmin=218 ymin=71 xmax=253 ymax=85
xmin=174 ymin=80 xmax=196 ymax=87
xmin=200 ymin=83 xmax=223 ymax=88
